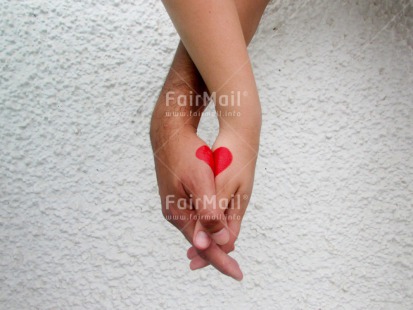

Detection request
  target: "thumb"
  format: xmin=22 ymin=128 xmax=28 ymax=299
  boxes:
xmin=191 ymin=174 xmax=230 ymax=248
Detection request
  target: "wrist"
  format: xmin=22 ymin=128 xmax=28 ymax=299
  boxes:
xmin=216 ymin=99 xmax=262 ymax=140
xmin=150 ymin=83 xmax=206 ymax=134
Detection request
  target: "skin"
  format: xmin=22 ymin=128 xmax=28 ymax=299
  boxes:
xmin=151 ymin=0 xmax=269 ymax=280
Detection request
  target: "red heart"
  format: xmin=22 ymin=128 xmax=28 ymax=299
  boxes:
xmin=196 ymin=145 xmax=233 ymax=177
xmin=213 ymin=147 xmax=233 ymax=176
xmin=195 ymin=145 xmax=214 ymax=172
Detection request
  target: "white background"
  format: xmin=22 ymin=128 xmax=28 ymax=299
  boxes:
xmin=1 ymin=0 xmax=412 ymax=309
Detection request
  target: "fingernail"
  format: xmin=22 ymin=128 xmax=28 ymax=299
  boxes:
xmin=187 ymin=247 xmax=197 ymax=260
xmin=231 ymin=261 xmax=243 ymax=281
xmin=233 ymin=269 xmax=243 ymax=281
xmin=212 ymin=228 xmax=230 ymax=245
xmin=195 ymin=231 xmax=210 ymax=249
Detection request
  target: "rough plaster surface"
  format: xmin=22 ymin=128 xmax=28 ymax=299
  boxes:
xmin=1 ymin=0 xmax=413 ymax=309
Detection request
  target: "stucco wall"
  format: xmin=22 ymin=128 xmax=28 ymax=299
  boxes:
xmin=1 ymin=0 xmax=412 ymax=309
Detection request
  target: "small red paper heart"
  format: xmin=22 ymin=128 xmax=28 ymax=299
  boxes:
xmin=195 ymin=145 xmax=214 ymax=172
xmin=196 ymin=145 xmax=233 ymax=177
xmin=213 ymin=147 xmax=232 ymax=176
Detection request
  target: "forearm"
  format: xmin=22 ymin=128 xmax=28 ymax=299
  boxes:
xmin=150 ymin=41 xmax=205 ymax=148
xmin=151 ymin=0 xmax=268 ymax=140
xmin=161 ymin=0 xmax=263 ymax=137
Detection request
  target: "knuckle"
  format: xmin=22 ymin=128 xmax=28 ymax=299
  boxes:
xmin=226 ymin=244 xmax=235 ymax=253
xmin=199 ymin=211 xmax=223 ymax=230
xmin=161 ymin=208 xmax=172 ymax=222
xmin=162 ymin=206 xmax=180 ymax=225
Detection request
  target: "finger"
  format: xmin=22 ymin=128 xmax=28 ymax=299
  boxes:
xmin=194 ymin=191 xmax=230 ymax=246
xmin=225 ymin=206 xmax=243 ymax=247
xmin=163 ymin=195 xmax=242 ymax=280
xmin=195 ymin=241 xmax=243 ymax=281
xmin=192 ymin=219 xmax=211 ymax=250
xmin=192 ymin=193 xmax=246 ymax=274
xmin=182 ymin=218 xmax=242 ymax=280
xmin=189 ymin=245 xmax=235 ymax=271
xmin=189 ymin=161 xmax=230 ymax=246
xmin=191 ymin=189 xmax=245 ymax=270
xmin=167 ymin=204 xmax=241 ymax=280
xmin=195 ymin=196 xmax=229 ymax=245
xmin=187 ymin=244 xmax=235 ymax=260
xmin=189 ymin=256 xmax=209 ymax=270
xmin=225 ymin=188 xmax=249 ymax=242
xmin=188 ymin=227 xmax=238 ymax=271
xmin=177 ymin=217 xmax=243 ymax=281
xmin=187 ymin=246 xmax=198 ymax=259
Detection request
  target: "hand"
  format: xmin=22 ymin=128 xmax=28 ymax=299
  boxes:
xmin=150 ymin=123 xmax=244 ymax=280
xmin=186 ymin=128 xmax=259 ymax=271
xmin=155 ymin=0 xmax=269 ymax=279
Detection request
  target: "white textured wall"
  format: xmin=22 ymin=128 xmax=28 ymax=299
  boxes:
xmin=1 ymin=0 xmax=413 ymax=309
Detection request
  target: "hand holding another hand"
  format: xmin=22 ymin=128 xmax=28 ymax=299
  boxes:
xmin=151 ymin=124 xmax=246 ymax=280
xmin=186 ymin=129 xmax=259 ymax=274
xmin=151 ymin=0 xmax=269 ymax=280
